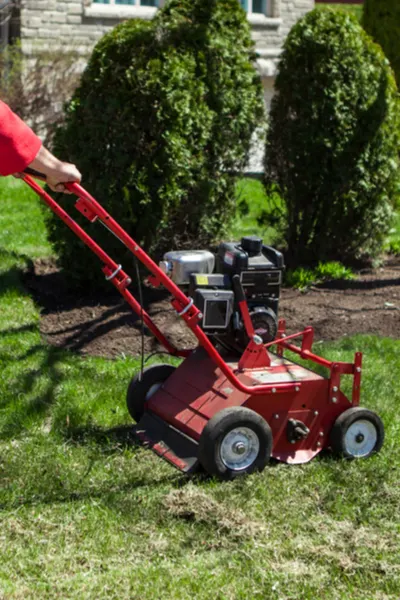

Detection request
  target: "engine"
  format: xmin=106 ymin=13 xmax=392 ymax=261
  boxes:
xmin=159 ymin=236 xmax=284 ymax=354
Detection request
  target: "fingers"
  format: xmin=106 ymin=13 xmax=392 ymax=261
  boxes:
xmin=47 ymin=162 xmax=82 ymax=194
xmin=65 ymin=165 xmax=82 ymax=183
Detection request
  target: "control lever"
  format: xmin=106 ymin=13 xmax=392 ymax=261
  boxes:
xmin=23 ymin=167 xmax=47 ymax=181
xmin=232 ymin=274 xmax=256 ymax=339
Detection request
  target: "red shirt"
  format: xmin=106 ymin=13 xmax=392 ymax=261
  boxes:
xmin=0 ymin=101 xmax=42 ymax=176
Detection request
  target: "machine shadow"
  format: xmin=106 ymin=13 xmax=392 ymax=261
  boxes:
xmin=22 ymin=259 xmax=184 ymax=354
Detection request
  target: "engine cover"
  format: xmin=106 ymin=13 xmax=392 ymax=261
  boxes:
xmin=160 ymin=250 xmax=215 ymax=285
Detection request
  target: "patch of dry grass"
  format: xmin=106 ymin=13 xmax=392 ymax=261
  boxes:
xmin=164 ymin=485 xmax=267 ymax=541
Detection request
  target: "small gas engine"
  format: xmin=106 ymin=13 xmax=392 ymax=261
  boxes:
xmin=159 ymin=236 xmax=284 ymax=354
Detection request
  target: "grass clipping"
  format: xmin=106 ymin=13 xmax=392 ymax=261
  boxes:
xmin=165 ymin=486 xmax=266 ymax=541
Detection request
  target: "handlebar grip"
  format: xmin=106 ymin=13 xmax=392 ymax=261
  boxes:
xmin=24 ymin=170 xmax=82 ymax=197
xmin=65 ymin=181 xmax=82 ymax=195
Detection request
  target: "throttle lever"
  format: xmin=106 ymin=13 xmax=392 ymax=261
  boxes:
xmin=23 ymin=167 xmax=47 ymax=181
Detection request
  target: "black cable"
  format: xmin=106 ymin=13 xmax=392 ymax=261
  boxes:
xmin=144 ymin=351 xmax=174 ymax=364
xmin=134 ymin=258 xmax=145 ymax=381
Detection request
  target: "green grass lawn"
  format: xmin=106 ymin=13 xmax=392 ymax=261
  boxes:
xmin=230 ymin=178 xmax=284 ymax=245
xmin=0 ymin=177 xmax=399 ymax=599
xmin=316 ymin=3 xmax=363 ymax=21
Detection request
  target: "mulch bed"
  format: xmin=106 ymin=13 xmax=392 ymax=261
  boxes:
xmin=23 ymin=256 xmax=400 ymax=359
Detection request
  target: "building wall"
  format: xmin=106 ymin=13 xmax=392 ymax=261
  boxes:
xmin=20 ymin=1 xmax=315 ymax=86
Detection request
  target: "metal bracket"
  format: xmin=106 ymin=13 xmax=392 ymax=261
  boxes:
xmin=177 ymin=297 xmax=194 ymax=317
xmin=105 ymin=264 xmax=122 ymax=281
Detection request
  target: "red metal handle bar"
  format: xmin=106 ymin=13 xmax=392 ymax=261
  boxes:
xmin=24 ymin=175 xmax=357 ymax=396
xmin=23 ymin=175 xmax=183 ymax=356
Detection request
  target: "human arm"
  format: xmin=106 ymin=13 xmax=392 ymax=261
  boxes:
xmin=0 ymin=100 xmax=81 ymax=192
xmin=26 ymin=145 xmax=81 ymax=193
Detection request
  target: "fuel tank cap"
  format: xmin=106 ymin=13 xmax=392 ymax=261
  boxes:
xmin=241 ymin=236 xmax=262 ymax=255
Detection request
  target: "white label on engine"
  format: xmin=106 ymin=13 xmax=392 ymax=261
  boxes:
xmin=224 ymin=251 xmax=234 ymax=266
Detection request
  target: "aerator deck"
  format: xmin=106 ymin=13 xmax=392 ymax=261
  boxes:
xmin=135 ymin=325 xmax=363 ymax=473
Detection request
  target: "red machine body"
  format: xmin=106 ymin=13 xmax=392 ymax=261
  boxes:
xmin=135 ymin=328 xmax=362 ymax=472
xmin=23 ymin=172 xmax=381 ymax=478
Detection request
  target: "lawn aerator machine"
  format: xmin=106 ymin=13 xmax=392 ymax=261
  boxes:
xmin=23 ymin=170 xmax=385 ymax=479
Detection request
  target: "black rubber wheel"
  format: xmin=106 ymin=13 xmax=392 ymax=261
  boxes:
xmin=126 ymin=364 xmax=176 ymax=423
xmin=330 ymin=407 xmax=384 ymax=459
xmin=198 ymin=406 xmax=273 ymax=480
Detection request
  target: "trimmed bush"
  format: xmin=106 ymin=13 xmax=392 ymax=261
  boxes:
xmin=48 ymin=0 xmax=265 ymax=289
xmin=363 ymin=0 xmax=400 ymax=86
xmin=264 ymin=8 xmax=400 ymax=267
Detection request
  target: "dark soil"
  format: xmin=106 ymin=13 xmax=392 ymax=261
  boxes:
xmin=23 ymin=257 xmax=400 ymax=359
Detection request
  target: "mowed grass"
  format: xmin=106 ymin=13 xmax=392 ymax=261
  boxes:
xmin=0 ymin=178 xmax=399 ymax=599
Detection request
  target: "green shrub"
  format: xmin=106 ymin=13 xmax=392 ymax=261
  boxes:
xmin=317 ymin=4 xmax=363 ymax=22
xmin=48 ymin=0 xmax=265 ymax=289
xmin=264 ymin=8 xmax=400 ymax=268
xmin=363 ymin=0 xmax=400 ymax=86
xmin=285 ymin=262 xmax=354 ymax=290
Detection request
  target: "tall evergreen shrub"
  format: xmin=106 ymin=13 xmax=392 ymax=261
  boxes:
xmin=363 ymin=0 xmax=400 ymax=86
xmin=264 ymin=8 xmax=400 ymax=267
xmin=47 ymin=0 xmax=264 ymax=289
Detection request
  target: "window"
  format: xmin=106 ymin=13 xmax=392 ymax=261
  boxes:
xmin=240 ymin=0 xmax=268 ymax=14
xmin=92 ymin=0 xmax=159 ymax=6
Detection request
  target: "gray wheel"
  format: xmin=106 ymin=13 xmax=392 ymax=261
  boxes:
xmin=198 ymin=406 xmax=273 ymax=479
xmin=126 ymin=364 xmax=176 ymax=423
xmin=330 ymin=407 xmax=384 ymax=459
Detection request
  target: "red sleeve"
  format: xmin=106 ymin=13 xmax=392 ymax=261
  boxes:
xmin=0 ymin=101 xmax=42 ymax=176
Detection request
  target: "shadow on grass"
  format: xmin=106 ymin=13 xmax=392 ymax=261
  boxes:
xmin=0 ymin=470 xmax=189 ymax=512
xmin=0 ymin=341 xmax=69 ymax=438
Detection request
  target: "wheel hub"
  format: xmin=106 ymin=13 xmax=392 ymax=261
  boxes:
xmin=233 ymin=442 xmax=246 ymax=455
xmin=344 ymin=420 xmax=377 ymax=458
xmin=220 ymin=427 xmax=260 ymax=471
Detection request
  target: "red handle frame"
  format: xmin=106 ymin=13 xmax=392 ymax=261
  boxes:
xmin=23 ymin=175 xmax=361 ymax=401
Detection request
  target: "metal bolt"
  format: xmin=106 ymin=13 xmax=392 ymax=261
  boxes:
xmin=319 ymin=431 xmax=324 ymax=437
xmin=290 ymin=440 xmax=296 ymax=444
xmin=295 ymin=386 xmax=300 ymax=392
xmin=272 ymin=388 xmax=277 ymax=394
xmin=134 ymin=245 xmax=138 ymax=251
xmin=317 ymin=441 xmax=322 ymax=447
xmin=274 ymin=414 xmax=279 ymax=419
xmin=314 ymin=411 xmax=319 ymax=416
xmin=332 ymin=397 xmax=338 ymax=404
xmin=233 ymin=442 xmax=246 ymax=455
xmin=356 ymin=367 xmax=361 ymax=373
xmin=126 ymin=278 xmax=132 ymax=285
xmin=198 ymin=313 xmax=203 ymax=319
xmin=253 ymin=335 xmax=263 ymax=345
xmin=333 ymin=386 xmax=338 ymax=392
